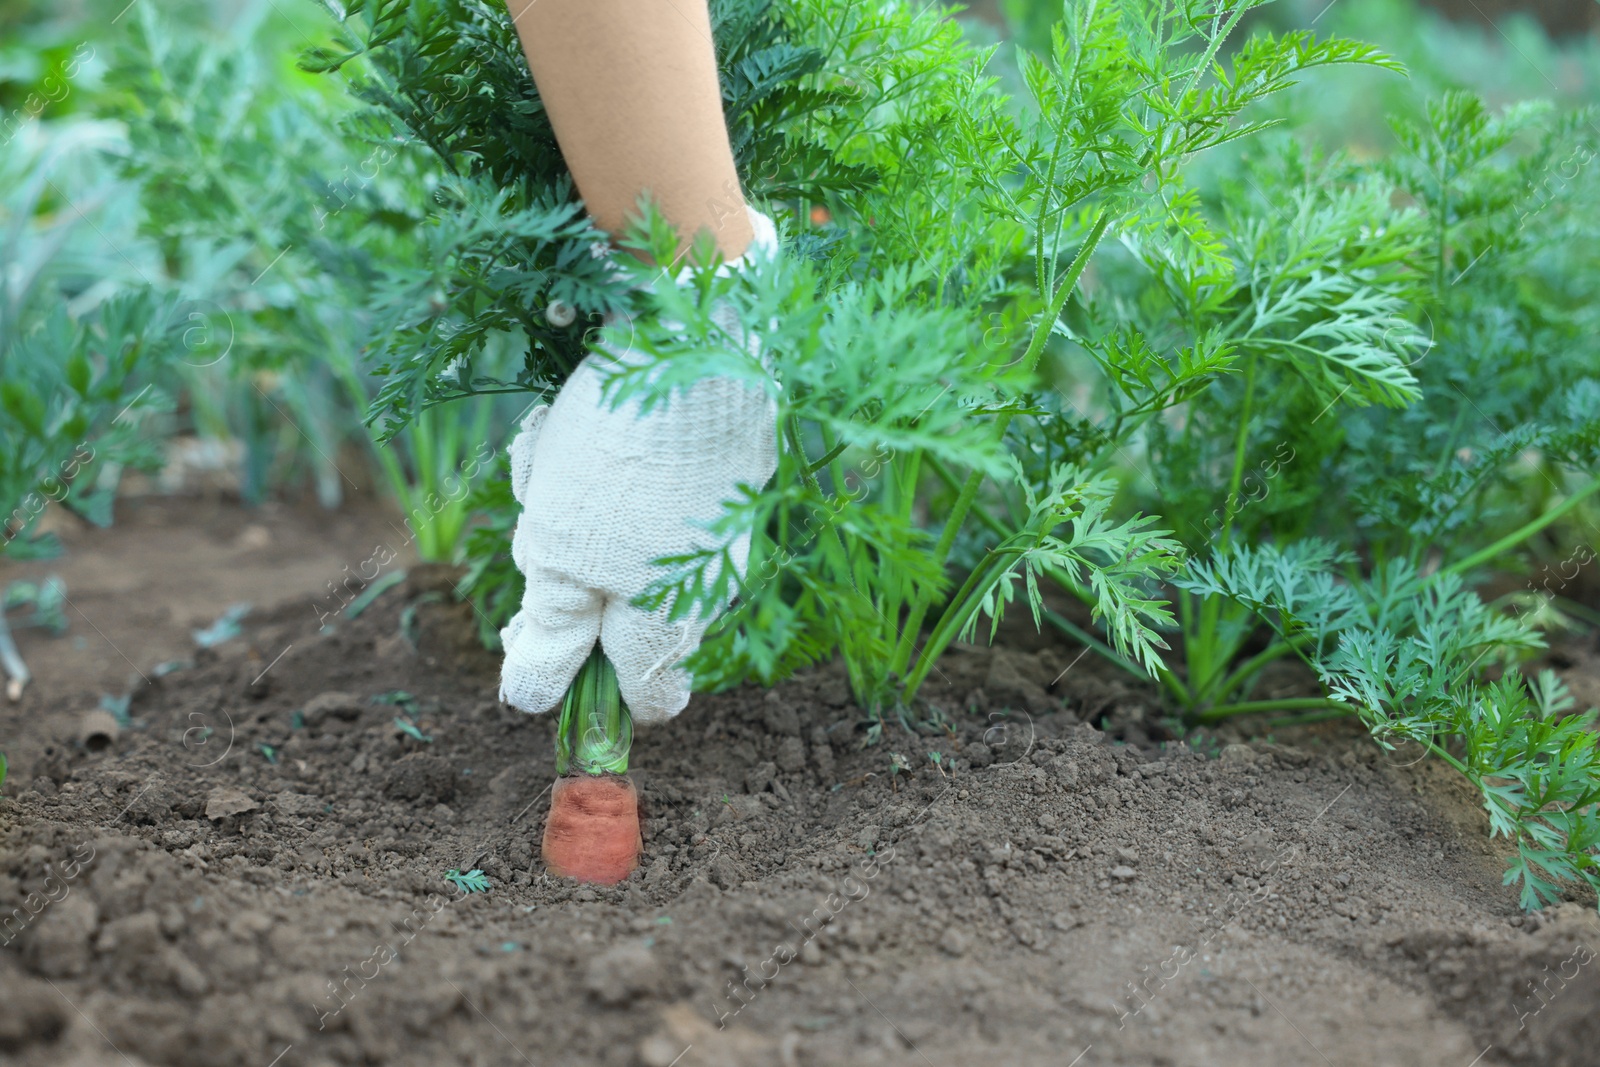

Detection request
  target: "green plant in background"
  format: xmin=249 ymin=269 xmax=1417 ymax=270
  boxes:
xmin=597 ymin=0 xmax=1399 ymax=721
xmin=1117 ymin=92 xmax=1600 ymax=721
xmin=372 ymin=400 xmax=496 ymax=563
xmin=1067 ymin=146 xmax=1431 ymax=718
xmin=1021 ymin=19 xmax=1600 ymax=900
xmin=3 ymin=579 xmax=68 ymax=637
xmin=1250 ymin=0 xmax=1600 ymax=155
xmin=0 ymin=121 xmax=171 ymax=697
xmin=108 ymin=4 xmax=427 ymax=508
xmin=456 ymin=455 xmax=520 ymax=648
xmin=911 ymin=1 xmax=1408 ymax=702
xmin=106 ymin=0 xmax=530 ymax=581
xmin=0 ymin=0 xmax=140 ymax=125
xmin=1357 ymin=93 xmax=1600 ymax=570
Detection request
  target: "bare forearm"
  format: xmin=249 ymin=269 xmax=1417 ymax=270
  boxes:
xmin=506 ymin=0 xmax=752 ymax=261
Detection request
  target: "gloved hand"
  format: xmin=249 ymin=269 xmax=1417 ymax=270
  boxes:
xmin=498 ymin=210 xmax=778 ymax=723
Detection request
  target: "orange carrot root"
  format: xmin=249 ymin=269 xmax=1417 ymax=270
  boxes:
xmin=541 ymin=774 xmax=641 ymax=885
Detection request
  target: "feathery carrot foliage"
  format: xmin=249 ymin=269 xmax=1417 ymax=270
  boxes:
xmin=83 ymin=0 xmax=1600 ymax=907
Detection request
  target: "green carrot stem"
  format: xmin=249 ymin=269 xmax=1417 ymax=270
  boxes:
xmin=808 ymin=437 xmax=850 ymax=474
xmin=894 ymin=207 xmax=1115 ymax=679
xmin=1421 ymin=736 xmax=1471 ymax=778
xmin=1200 ymin=635 xmax=1308 ymax=706
xmin=556 ymin=648 xmax=632 ymax=776
xmin=1219 ymin=354 xmax=1259 ymax=554
xmin=1195 ymin=697 xmax=1349 ymax=723
xmin=1438 ymin=473 xmax=1600 ymax=580
xmin=899 ymin=549 xmax=1016 ymax=701
xmin=1258 ymin=708 xmax=1358 ymax=730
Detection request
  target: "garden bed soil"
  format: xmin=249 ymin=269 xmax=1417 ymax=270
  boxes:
xmin=3 ymin=495 xmax=1600 ymax=1067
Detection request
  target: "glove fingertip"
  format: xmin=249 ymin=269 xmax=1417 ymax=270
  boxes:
xmin=499 ymin=623 xmax=592 ymax=715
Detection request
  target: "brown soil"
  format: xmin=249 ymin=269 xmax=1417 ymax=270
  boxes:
xmin=3 ymin=495 xmax=1600 ymax=1067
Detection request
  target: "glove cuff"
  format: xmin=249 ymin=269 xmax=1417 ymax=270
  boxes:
xmin=732 ymin=207 xmax=780 ymax=269
xmin=668 ymin=206 xmax=776 ymax=285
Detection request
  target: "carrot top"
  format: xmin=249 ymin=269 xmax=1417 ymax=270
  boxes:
xmin=555 ymin=648 xmax=632 ymax=776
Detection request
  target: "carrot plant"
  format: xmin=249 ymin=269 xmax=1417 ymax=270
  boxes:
xmin=1041 ymin=83 xmax=1598 ymax=709
xmin=1178 ymin=546 xmax=1600 ymax=907
xmin=1071 ymin=147 xmax=1432 ymax=717
xmin=602 ymin=0 xmax=1401 ymax=718
xmin=284 ymin=0 xmax=1600 ymax=904
xmin=1 ymin=123 xmax=171 ymax=697
xmin=1084 ymin=80 xmax=1600 ymax=900
xmin=1287 ymin=95 xmax=1600 ymax=907
xmin=297 ymin=0 xmax=1414 ymax=705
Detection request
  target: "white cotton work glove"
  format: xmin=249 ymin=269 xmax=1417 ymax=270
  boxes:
xmin=498 ymin=209 xmax=779 ymax=723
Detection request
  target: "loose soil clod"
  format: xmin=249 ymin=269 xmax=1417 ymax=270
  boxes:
xmin=541 ymin=774 xmax=642 ymax=886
